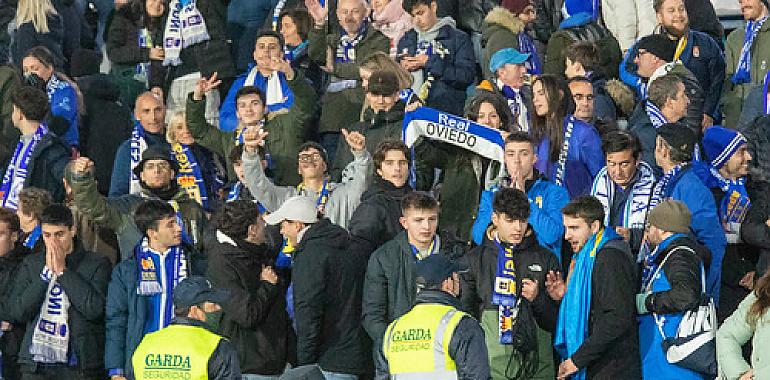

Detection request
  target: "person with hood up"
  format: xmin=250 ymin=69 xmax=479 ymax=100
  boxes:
xmin=481 ymin=0 xmax=542 ymax=80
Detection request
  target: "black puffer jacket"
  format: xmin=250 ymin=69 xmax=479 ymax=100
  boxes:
xmin=461 ymin=227 xmax=561 ymax=332
xmin=642 ymin=236 xmax=703 ymax=314
xmin=349 ymin=175 xmax=412 ymax=257
xmin=24 ymin=132 xmax=70 ymax=203
xmin=205 ymin=230 xmax=293 ymax=376
xmin=293 ymin=218 xmax=371 ymax=375
xmin=76 ymin=74 xmax=134 ymax=195
xmin=0 ymin=245 xmax=30 ymax=380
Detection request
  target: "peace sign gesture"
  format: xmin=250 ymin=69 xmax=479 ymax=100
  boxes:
xmin=193 ymin=72 xmax=222 ymax=101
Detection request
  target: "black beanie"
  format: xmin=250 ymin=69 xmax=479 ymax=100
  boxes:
xmin=637 ymin=34 xmax=676 ymax=62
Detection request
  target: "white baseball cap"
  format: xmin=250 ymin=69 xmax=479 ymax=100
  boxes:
xmin=264 ymin=196 xmax=320 ymax=225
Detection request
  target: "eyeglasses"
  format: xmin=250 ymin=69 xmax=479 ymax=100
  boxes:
xmin=298 ymin=153 xmax=323 ymax=163
xmin=144 ymin=162 xmax=172 ymax=171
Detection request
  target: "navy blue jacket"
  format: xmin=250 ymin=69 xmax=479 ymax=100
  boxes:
xmin=620 ymin=30 xmax=725 ymax=121
xmin=23 ymin=131 xmax=70 ymax=203
xmin=397 ymin=23 xmax=476 ymax=117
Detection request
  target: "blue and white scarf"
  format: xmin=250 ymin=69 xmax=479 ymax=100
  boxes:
xmin=732 ymin=16 xmax=768 ymax=85
xmin=0 ymin=124 xmax=49 ymax=210
xmin=129 ymin=121 xmax=148 ymax=195
xmin=163 ymin=0 xmax=210 ymax=66
xmin=136 ymin=28 xmax=153 ymax=83
xmin=135 ymin=238 xmax=188 ymax=295
xmin=649 ymin=163 xmax=687 ymax=211
xmin=492 ymin=235 xmax=518 ymax=344
xmin=271 ymin=0 xmax=289 ymax=31
xmin=336 ymin=21 xmax=368 ymax=62
xmin=244 ymin=68 xmax=294 ymax=114
xmin=284 ymin=41 xmax=309 ymax=62
xmin=171 ymin=143 xmax=208 ymax=210
xmin=24 ymin=225 xmax=42 ymax=248
xmin=641 ymin=233 xmax=685 ymax=290
xmin=710 ymin=168 xmax=751 ymax=224
xmin=29 ymin=269 xmax=70 ymax=364
xmin=534 ymin=116 xmax=575 ymax=187
xmin=554 ymin=228 xmax=618 ymax=380
xmin=591 ymin=161 xmax=656 ymax=228
xmin=402 ymin=106 xmax=507 ymax=186
xmin=518 ymin=33 xmax=542 ymax=75
xmin=645 ymin=100 xmax=668 ymax=129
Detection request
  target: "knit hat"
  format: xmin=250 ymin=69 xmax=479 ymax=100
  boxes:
xmin=489 ymin=48 xmax=530 ymax=74
xmin=637 ymin=34 xmax=676 ymax=62
xmin=367 ymin=70 xmax=400 ymax=96
xmin=657 ymin=123 xmax=696 ymax=157
xmin=501 ymin=0 xmax=534 ymax=15
xmin=702 ymin=126 xmax=747 ymax=169
xmin=648 ymin=199 xmax=691 ymax=234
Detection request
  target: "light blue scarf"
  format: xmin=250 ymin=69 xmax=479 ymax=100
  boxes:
xmin=554 ymin=228 xmax=619 ymax=380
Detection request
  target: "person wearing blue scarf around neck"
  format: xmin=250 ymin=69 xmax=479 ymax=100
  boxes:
xmin=105 ymin=200 xmax=192 ymax=380
xmin=723 ymin=0 xmax=770 ymax=128
xmin=694 ymin=126 xmax=757 ymax=321
xmin=530 ymin=74 xmax=604 ymax=199
xmin=109 ymin=91 xmax=170 ymax=197
xmin=652 ymin=124 xmax=726 ymax=304
xmin=461 ymin=187 xmax=561 ymax=379
xmin=552 ymin=196 xmax=641 ymax=380
xmin=7 ymin=205 xmax=112 ymax=380
xmin=479 ymin=47 xmax=533 ymax=132
xmin=636 ymin=199 xmax=707 ymax=380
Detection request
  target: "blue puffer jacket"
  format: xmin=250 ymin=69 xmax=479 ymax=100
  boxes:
xmin=397 ymin=21 xmax=476 ymax=117
xmin=535 ymin=118 xmax=605 ymax=198
xmin=661 ymin=164 xmax=727 ymax=303
xmin=620 ymin=29 xmax=725 ymax=120
xmin=472 ymin=176 xmax=569 ymax=258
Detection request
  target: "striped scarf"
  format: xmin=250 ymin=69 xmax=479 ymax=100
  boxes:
xmin=732 ymin=16 xmax=768 ymax=85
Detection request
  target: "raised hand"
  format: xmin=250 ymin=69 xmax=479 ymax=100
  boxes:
xmin=193 ymin=72 xmax=221 ymax=101
xmin=341 ymin=128 xmax=366 ymax=152
xmin=242 ymin=127 xmax=269 ymax=154
xmin=260 ymin=265 xmax=278 ymax=285
xmin=545 ymin=270 xmax=565 ymax=301
xmin=72 ymin=157 xmax=95 ymax=176
xmin=305 ymin=0 xmax=328 ymax=26
xmin=269 ymin=58 xmax=295 ymax=80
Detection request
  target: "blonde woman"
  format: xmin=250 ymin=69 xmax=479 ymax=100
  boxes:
xmin=166 ymin=111 xmax=222 ymax=211
xmin=13 ymin=0 xmax=64 ymax=67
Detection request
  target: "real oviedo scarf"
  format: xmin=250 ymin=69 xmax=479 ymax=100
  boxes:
xmin=135 ymin=238 xmax=188 ymax=296
xmin=492 ymin=235 xmax=518 ymax=344
xmin=129 ymin=121 xmax=148 ymax=195
xmin=171 ymin=143 xmax=208 ymax=210
xmin=0 ymin=123 xmax=49 ymax=210
xmin=163 ymin=0 xmax=210 ymax=67
xmin=29 ymin=268 xmax=70 ymax=364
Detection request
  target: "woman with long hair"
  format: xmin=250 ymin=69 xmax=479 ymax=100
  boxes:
xmin=530 ymin=74 xmax=604 ymax=198
xmin=414 ymin=90 xmax=513 ymax=241
xmin=106 ymin=0 xmax=168 ymax=106
xmin=12 ymin=0 xmax=64 ymax=68
xmin=278 ymin=7 xmax=323 ymax=93
xmin=717 ymin=271 xmax=770 ymax=379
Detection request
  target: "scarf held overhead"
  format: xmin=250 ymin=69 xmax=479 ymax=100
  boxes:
xmin=163 ymin=0 xmax=210 ymax=67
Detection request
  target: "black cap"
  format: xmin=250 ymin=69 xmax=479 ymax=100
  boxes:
xmin=415 ymin=254 xmax=468 ymax=288
xmin=173 ymin=276 xmax=231 ymax=309
xmin=366 ymin=70 xmax=400 ymax=96
xmin=637 ymin=34 xmax=676 ymax=62
xmin=132 ymin=145 xmax=179 ymax=178
xmin=657 ymin=123 xmax=696 ymax=157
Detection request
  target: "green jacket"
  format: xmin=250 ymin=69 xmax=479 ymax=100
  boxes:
xmin=69 ymin=171 xmax=207 ymax=260
xmin=185 ymin=71 xmax=315 ymax=186
xmin=480 ymin=7 xmax=526 ymax=80
xmin=415 ymin=141 xmax=502 ymax=241
xmin=722 ymin=20 xmax=770 ymax=129
xmin=308 ymin=23 xmax=389 ymax=133
xmin=716 ymin=292 xmax=770 ymax=379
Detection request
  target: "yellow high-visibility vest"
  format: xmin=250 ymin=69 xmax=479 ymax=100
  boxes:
xmin=383 ymin=303 xmax=468 ymax=379
xmin=132 ymin=324 xmax=222 ymax=380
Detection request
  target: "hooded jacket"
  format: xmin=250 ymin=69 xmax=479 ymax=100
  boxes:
xmin=205 ymin=230 xmax=293 ymax=376
xmin=480 ymin=7 xmax=530 ymax=80
xmin=77 ymin=74 xmax=134 ymax=195
xmin=397 ymin=18 xmax=476 ymax=116
xmin=349 ymin=175 xmax=412 ymax=257
xmin=292 ymin=218 xmax=371 ymax=374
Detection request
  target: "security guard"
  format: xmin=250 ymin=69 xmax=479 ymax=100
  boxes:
xmin=378 ymin=254 xmax=491 ymax=379
xmin=131 ymin=276 xmax=242 ymax=380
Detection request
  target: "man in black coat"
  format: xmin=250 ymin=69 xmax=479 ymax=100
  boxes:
xmin=0 ymin=208 xmax=31 ymax=380
xmin=265 ymin=195 xmax=371 ymax=378
xmin=349 ymin=140 xmax=412 ymax=258
xmin=205 ymin=200 xmax=292 ymax=377
xmin=549 ymin=196 xmax=641 ymax=380
xmin=5 ymin=204 xmax=111 ymax=380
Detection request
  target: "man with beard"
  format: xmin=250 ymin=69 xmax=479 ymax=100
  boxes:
xmin=621 ymin=0 xmax=724 ymax=130
xmin=69 ymin=145 xmax=207 ymax=260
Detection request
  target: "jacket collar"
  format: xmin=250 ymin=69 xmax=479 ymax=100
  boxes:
xmin=483 ymin=6 xmax=525 ymax=35
xmin=415 ymin=289 xmax=462 ymax=309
